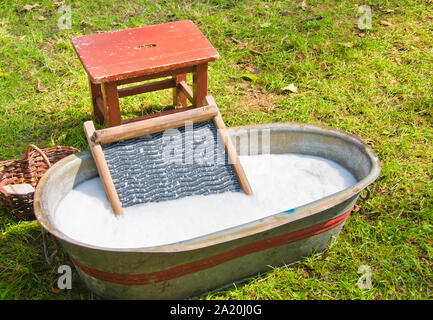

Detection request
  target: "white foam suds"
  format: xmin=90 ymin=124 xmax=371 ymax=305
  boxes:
xmin=53 ymin=153 xmax=357 ymax=248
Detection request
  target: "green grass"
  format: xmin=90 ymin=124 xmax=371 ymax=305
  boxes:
xmin=1 ymin=0 xmax=432 ymax=299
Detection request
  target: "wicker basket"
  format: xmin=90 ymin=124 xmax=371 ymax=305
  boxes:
xmin=0 ymin=144 xmax=80 ymax=219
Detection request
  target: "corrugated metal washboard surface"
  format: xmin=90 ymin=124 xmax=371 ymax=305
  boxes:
xmin=101 ymin=120 xmax=241 ymax=207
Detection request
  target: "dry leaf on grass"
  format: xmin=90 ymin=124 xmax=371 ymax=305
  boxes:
xmin=80 ymin=20 xmax=93 ymax=27
xmin=340 ymin=42 xmax=355 ymax=48
xmin=20 ymin=4 xmax=40 ymax=11
xmin=301 ymin=1 xmax=309 ymax=10
xmin=281 ymin=83 xmax=298 ymax=93
xmin=393 ymin=57 xmax=402 ymax=66
xmin=353 ymin=205 xmax=361 ymax=213
xmin=37 ymin=78 xmax=48 ymax=93
xmin=380 ymin=20 xmax=393 ymax=26
xmin=231 ymin=38 xmax=263 ymax=55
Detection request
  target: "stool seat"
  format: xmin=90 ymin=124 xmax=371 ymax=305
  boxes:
xmin=72 ymin=20 xmax=219 ymax=127
xmin=72 ymin=20 xmax=219 ymax=83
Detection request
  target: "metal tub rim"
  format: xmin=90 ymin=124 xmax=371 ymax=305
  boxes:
xmin=34 ymin=122 xmax=381 ymax=253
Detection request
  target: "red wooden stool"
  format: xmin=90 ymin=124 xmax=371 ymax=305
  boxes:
xmin=72 ymin=20 xmax=219 ymax=127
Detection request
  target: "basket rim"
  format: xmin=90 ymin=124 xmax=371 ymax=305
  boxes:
xmin=0 ymin=145 xmax=80 ymax=218
xmin=1 ymin=145 xmax=80 ymax=163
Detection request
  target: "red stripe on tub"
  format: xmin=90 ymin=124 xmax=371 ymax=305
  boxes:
xmin=69 ymin=208 xmax=352 ymax=285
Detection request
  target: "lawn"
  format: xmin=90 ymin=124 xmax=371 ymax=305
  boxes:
xmin=0 ymin=0 xmax=432 ymax=300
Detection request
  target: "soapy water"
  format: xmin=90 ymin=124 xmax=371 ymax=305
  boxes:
xmin=54 ymin=153 xmax=357 ymax=248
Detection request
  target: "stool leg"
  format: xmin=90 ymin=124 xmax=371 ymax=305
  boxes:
xmin=173 ymin=74 xmax=187 ymax=108
xmin=101 ymin=82 xmax=122 ymax=127
xmin=193 ymin=63 xmax=208 ymax=108
xmin=88 ymin=78 xmax=105 ymax=125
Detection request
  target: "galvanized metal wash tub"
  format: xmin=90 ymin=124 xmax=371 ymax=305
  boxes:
xmin=34 ymin=123 xmax=381 ymax=299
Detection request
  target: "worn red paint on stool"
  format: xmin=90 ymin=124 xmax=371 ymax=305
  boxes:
xmin=72 ymin=20 xmax=219 ymax=84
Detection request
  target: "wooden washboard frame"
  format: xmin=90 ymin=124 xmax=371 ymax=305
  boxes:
xmin=83 ymin=95 xmax=252 ymax=215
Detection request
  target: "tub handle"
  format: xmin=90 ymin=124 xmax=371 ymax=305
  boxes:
xmin=360 ymin=187 xmax=371 ymax=201
xmin=26 ymin=145 xmax=57 ymax=265
xmin=41 ymin=229 xmax=59 ymax=265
